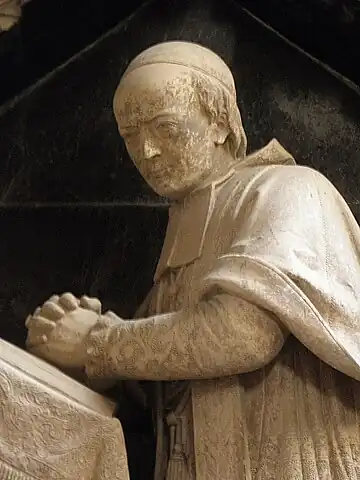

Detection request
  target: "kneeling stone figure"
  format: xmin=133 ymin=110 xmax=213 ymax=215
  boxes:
xmin=26 ymin=41 xmax=360 ymax=480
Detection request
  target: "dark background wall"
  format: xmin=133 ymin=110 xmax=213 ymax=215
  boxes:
xmin=1 ymin=0 xmax=360 ymax=478
xmin=0 ymin=0 xmax=148 ymax=106
xmin=2 ymin=0 xmax=360 ymax=106
xmin=240 ymin=0 xmax=360 ymax=87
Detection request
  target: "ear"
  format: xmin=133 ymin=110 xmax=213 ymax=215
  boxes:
xmin=210 ymin=121 xmax=230 ymax=145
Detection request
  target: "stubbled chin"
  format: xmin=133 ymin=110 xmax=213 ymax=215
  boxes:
xmin=153 ymin=185 xmax=177 ymax=198
xmin=145 ymin=172 xmax=198 ymax=198
xmin=150 ymin=180 xmax=185 ymax=199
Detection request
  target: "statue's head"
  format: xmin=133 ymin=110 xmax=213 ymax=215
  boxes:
xmin=113 ymin=41 xmax=247 ymax=199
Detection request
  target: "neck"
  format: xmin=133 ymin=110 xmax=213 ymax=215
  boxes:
xmin=171 ymin=148 xmax=236 ymax=203
xmin=204 ymin=147 xmax=235 ymax=184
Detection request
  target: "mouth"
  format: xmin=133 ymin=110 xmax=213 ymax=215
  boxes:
xmin=147 ymin=168 xmax=172 ymax=181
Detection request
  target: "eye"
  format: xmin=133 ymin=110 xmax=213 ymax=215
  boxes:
xmin=155 ymin=121 xmax=180 ymax=138
xmin=121 ymin=130 xmax=139 ymax=145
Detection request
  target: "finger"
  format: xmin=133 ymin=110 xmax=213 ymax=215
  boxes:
xmin=26 ymin=315 xmax=56 ymax=348
xmin=38 ymin=301 xmax=65 ymax=320
xmin=25 ymin=313 xmax=43 ymax=328
xmin=26 ymin=331 xmax=51 ymax=349
xmin=26 ymin=332 xmax=50 ymax=348
xmin=59 ymin=292 xmax=79 ymax=311
xmin=25 ymin=315 xmax=32 ymax=328
xmin=25 ymin=315 xmax=56 ymax=331
xmin=48 ymin=294 xmax=60 ymax=303
xmin=25 ymin=307 xmax=41 ymax=327
xmin=80 ymin=295 xmax=101 ymax=313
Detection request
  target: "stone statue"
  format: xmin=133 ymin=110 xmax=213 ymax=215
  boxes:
xmin=25 ymin=41 xmax=360 ymax=479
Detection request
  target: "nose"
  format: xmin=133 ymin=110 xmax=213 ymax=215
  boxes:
xmin=143 ymin=136 xmax=161 ymax=159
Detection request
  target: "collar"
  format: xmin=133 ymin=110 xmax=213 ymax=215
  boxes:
xmin=153 ymin=139 xmax=295 ymax=282
xmin=154 ymin=168 xmax=235 ymax=281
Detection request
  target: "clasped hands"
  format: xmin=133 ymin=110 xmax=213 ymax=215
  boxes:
xmin=25 ymin=292 xmax=103 ymax=371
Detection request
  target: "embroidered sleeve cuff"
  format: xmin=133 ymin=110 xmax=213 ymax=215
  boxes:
xmin=84 ymin=312 xmax=124 ymax=379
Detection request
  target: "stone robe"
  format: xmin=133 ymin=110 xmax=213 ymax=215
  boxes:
xmin=85 ymin=139 xmax=360 ymax=479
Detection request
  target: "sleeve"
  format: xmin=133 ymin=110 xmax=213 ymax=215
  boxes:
xmin=84 ymin=293 xmax=287 ymax=381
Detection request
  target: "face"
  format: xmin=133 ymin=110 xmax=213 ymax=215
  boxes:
xmin=113 ymin=64 xmax=221 ymax=199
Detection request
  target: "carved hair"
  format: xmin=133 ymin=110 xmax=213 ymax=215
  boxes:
xmin=190 ymin=70 xmax=246 ymax=160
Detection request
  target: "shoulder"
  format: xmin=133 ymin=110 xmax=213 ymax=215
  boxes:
xmin=227 ymin=164 xmax=343 ymax=227
xmin=241 ymin=164 xmax=338 ymax=201
xmin=256 ymin=164 xmax=329 ymax=185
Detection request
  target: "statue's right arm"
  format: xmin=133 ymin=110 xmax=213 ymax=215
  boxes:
xmin=83 ymin=293 xmax=287 ymax=382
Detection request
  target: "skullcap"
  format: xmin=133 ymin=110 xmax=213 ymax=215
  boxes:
xmin=122 ymin=41 xmax=236 ymax=96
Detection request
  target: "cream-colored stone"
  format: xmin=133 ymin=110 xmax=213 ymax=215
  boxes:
xmin=0 ymin=338 xmax=129 ymax=479
xmin=26 ymin=292 xmax=103 ymax=370
xmin=0 ymin=0 xmax=21 ymax=32
xmin=25 ymin=41 xmax=360 ymax=479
